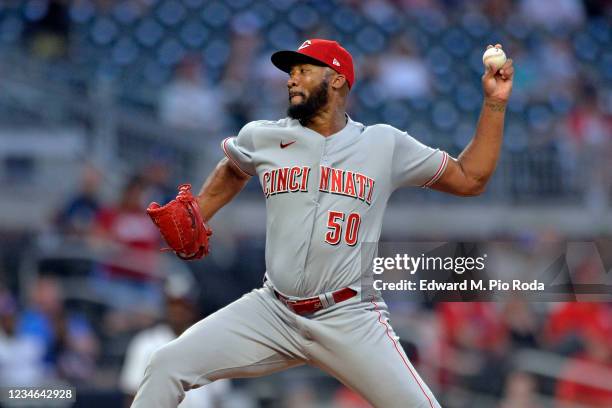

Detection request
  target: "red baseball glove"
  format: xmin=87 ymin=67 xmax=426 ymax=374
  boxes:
xmin=146 ymin=184 xmax=212 ymax=260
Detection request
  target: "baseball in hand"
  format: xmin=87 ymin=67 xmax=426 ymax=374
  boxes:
xmin=482 ymin=47 xmax=507 ymax=72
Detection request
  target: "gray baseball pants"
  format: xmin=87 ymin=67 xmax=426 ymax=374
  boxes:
xmin=131 ymin=284 xmax=441 ymax=408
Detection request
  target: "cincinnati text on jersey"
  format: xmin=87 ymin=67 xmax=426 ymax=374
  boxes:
xmin=262 ymin=165 xmax=375 ymax=205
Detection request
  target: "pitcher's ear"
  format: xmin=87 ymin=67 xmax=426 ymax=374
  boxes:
xmin=331 ymin=74 xmax=347 ymax=90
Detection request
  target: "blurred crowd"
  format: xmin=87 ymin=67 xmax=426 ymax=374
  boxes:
xmin=3 ymin=0 xmax=611 ymax=162
xmin=0 ymin=0 xmax=610 ymax=201
xmin=433 ymin=301 xmax=612 ymax=407
xmin=0 ymin=161 xmax=239 ymax=406
xmin=0 ymin=0 xmax=611 ymax=407
xmin=0 ymin=165 xmax=610 ymax=407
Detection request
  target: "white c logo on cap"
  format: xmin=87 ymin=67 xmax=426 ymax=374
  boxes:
xmin=298 ymin=40 xmax=312 ymax=50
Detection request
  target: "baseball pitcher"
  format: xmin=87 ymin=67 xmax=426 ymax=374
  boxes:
xmin=135 ymin=39 xmax=514 ymax=408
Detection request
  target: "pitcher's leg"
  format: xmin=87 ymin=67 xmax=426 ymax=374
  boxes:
xmin=304 ymin=299 xmax=441 ymax=408
xmin=131 ymin=288 xmax=305 ymax=408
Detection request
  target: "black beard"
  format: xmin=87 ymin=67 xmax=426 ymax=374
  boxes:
xmin=287 ymin=79 xmax=329 ymax=126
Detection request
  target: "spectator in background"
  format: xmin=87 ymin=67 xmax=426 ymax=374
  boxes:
xmin=436 ymin=303 xmax=509 ymax=395
xmin=159 ymin=55 xmax=225 ymax=133
xmin=438 ymin=303 xmax=507 ymax=354
xmin=140 ymin=155 xmax=176 ymax=206
xmin=91 ymin=175 xmax=162 ymax=310
xmin=374 ymin=37 xmax=431 ymax=101
xmin=519 ymin=0 xmax=586 ymax=29
xmin=565 ymin=85 xmax=612 ymax=212
xmin=566 ymin=86 xmax=610 ymax=148
xmin=347 ymin=57 xmax=382 ymax=125
xmin=0 ymin=288 xmax=46 ymax=386
xmin=16 ymin=277 xmax=98 ymax=384
xmin=480 ymin=0 xmax=514 ymax=25
xmin=249 ymin=52 xmax=288 ymax=122
xmin=222 ymin=25 xmax=262 ymax=127
xmin=120 ymin=273 xmax=230 ymax=408
xmin=499 ymin=371 xmax=541 ymax=408
xmin=359 ymin=0 xmax=397 ymax=26
xmin=539 ymin=38 xmax=578 ymax=90
xmin=56 ymin=163 xmax=102 ymax=238
xmin=501 ymin=299 xmax=540 ymax=350
xmin=543 ymin=302 xmax=606 ymax=353
xmin=555 ymin=306 xmax=612 ymax=407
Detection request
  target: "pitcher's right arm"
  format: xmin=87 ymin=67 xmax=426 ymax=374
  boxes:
xmin=197 ymin=158 xmax=251 ymax=221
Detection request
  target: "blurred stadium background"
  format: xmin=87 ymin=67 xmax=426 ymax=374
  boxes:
xmin=0 ymin=0 xmax=610 ymax=407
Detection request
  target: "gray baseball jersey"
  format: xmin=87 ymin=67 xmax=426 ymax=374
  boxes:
xmin=222 ymin=116 xmax=448 ymax=298
xmin=132 ymin=116 xmax=446 ymax=408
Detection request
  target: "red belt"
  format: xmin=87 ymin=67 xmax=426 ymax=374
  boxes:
xmin=274 ymin=287 xmax=357 ymax=315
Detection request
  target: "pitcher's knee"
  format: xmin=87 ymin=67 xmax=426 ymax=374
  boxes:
xmin=147 ymin=343 xmax=184 ymax=379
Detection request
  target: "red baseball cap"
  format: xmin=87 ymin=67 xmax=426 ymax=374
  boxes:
xmin=271 ymin=39 xmax=355 ymax=88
